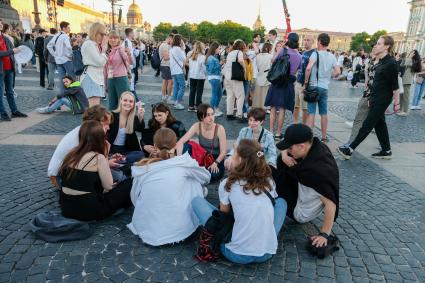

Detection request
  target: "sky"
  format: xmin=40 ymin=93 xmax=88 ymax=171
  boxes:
xmin=77 ymin=0 xmax=410 ymax=34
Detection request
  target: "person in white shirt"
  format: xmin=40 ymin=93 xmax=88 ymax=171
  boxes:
xmin=186 ymin=41 xmax=207 ymax=111
xmin=192 ymin=139 xmax=286 ymax=264
xmin=46 ymin=21 xmax=74 ymax=94
xmin=268 ymin=29 xmax=278 ymax=59
xmin=80 ymin=23 xmax=108 ymax=107
xmin=169 ymin=34 xmax=187 ymax=110
xmin=122 ymin=28 xmax=139 ymax=95
xmin=128 ymin=128 xmax=210 ymax=246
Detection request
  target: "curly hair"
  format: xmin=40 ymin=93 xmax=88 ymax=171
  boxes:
xmin=225 ymin=139 xmax=273 ymax=194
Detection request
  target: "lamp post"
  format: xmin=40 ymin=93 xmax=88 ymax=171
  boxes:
xmin=108 ymin=0 xmax=122 ymax=31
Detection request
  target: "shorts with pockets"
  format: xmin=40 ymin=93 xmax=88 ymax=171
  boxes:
xmin=307 ymin=87 xmax=328 ymax=115
xmin=160 ymin=66 xmax=172 ymax=80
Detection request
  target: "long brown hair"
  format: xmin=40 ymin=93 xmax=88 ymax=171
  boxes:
xmin=59 ymin=121 xmax=107 ymax=180
xmin=148 ymin=102 xmax=177 ymax=131
xmin=380 ymin=35 xmax=394 ymax=56
xmin=205 ymin=42 xmax=219 ymax=63
xmin=137 ymin=128 xmax=177 ymax=166
xmin=190 ymin=41 xmax=204 ymax=61
xmin=225 ymin=139 xmax=272 ymax=194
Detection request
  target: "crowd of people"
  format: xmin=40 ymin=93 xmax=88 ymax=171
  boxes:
xmin=1 ymin=18 xmax=423 ymax=264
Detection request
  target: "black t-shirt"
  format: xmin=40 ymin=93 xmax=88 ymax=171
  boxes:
xmin=369 ymin=54 xmax=399 ymax=107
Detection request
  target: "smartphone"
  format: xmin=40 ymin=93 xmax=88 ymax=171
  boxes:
xmin=125 ymin=40 xmax=128 ymax=48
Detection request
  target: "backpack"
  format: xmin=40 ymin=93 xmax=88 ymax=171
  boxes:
xmin=151 ymin=49 xmax=161 ymax=70
xmin=72 ymin=47 xmax=85 ymax=76
xmin=267 ymin=48 xmax=291 ymax=86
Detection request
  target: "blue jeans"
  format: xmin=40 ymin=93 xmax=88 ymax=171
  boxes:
xmin=243 ymin=80 xmax=250 ymax=113
xmin=307 ymin=87 xmax=328 ymax=115
xmin=57 ymin=61 xmax=75 ymax=94
xmin=172 ymin=73 xmax=185 ymax=103
xmin=412 ymin=82 xmax=425 ymax=107
xmin=209 ymin=79 xmax=222 ymax=109
xmin=191 ymin=196 xmax=287 ymax=264
xmin=0 ymin=70 xmax=18 ymax=114
xmin=47 ymin=97 xmax=71 ymax=113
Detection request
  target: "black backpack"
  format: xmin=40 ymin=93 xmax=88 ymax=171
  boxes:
xmin=151 ymin=48 xmax=161 ymax=70
xmin=267 ymin=48 xmax=291 ymax=86
xmin=72 ymin=47 xmax=85 ymax=76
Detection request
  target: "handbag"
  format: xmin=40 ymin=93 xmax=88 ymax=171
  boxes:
xmin=231 ymin=51 xmax=245 ymax=81
xmin=117 ymin=48 xmax=132 ymax=80
xmin=303 ymin=50 xmax=321 ymax=103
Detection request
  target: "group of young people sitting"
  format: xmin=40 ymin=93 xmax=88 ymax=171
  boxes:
xmin=47 ymin=93 xmax=340 ymax=264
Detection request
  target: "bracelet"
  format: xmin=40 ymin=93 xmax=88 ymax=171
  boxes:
xmin=319 ymin=232 xmax=329 ymax=239
xmin=214 ymin=160 xmax=219 ymax=165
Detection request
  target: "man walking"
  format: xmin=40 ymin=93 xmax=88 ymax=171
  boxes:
xmin=304 ymin=33 xmax=340 ymax=142
xmin=294 ymin=34 xmax=314 ymax=124
xmin=159 ymin=34 xmax=173 ymax=103
xmin=338 ymin=36 xmax=399 ymax=160
xmin=44 ymin=28 xmax=57 ymax=90
xmin=47 ymin=21 xmax=74 ymax=94
xmin=35 ymin=29 xmax=48 ymax=88
xmin=0 ymin=19 xmax=27 ymax=121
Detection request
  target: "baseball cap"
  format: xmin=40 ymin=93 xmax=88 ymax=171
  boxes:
xmin=276 ymin=124 xmax=313 ymax=150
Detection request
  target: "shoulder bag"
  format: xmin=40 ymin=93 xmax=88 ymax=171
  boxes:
xmin=200 ymin=123 xmax=218 ymax=168
xmin=303 ymin=50 xmax=321 ymax=103
xmin=118 ymin=48 xmax=133 ymax=80
xmin=231 ymin=51 xmax=245 ymax=81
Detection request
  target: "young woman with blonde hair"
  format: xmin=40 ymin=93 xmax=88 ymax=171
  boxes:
xmin=105 ymin=30 xmax=132 ymax=110
xmin=128 ymin=128 xmax=210 ymax=246
xmin=107 ymin=91 xmax=145 ymax=163
xmin=187 ymin=41 xmax=207 ymax=111
xmin=80 ymin=22 xmax=108 ymax=106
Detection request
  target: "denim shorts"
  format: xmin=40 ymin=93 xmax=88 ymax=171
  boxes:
xmin=307 ymin=87 xmax=328 ymax=115
xmin=81 ymin=74 xmax=105 ymax=98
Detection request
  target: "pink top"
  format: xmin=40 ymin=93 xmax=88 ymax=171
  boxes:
xmin=104 ymin=46 xmax=132 ymax=79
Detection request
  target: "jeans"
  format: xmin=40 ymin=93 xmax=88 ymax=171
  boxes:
xmin=110 ymin=145 xmax=145 ymax=164
xmin=47 ymin=62 xmax=56 ymax=89
xmin=0 ymin=70 xmax=18 ymax=114
xmin=209 ymin=159 xmax=225 ymax=183
xmin=349 ymin=103 xmax=391 ymax=152
xmin=307 ymin=87 xmax=328 ymax=115
xmin=57 ymin=61 xmax=75 ymax=94
xmin=191 ymin=197 xmax=287 ymax=264
xmin=189 ymin=78 xmax=205 ymax=107
xmin=107 ymin=76 xmax=130 ymax=110
xmin=47 ymin=97 xmax=71 ymax=113
xmin=412 ymin=82 xmax=425 ymax=107
xmin=172 ymin=73 xmax=185 ymax=103
xmin=209 ymin=79 xmax=222 ymax=109
xmin=243 ymin=80 xmax=250 ymax=113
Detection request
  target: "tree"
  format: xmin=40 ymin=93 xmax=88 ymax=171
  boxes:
xmin=153 ymin=22 xmax=173 ymax=42
xmin=215 ymin=20 xmax=252 ymax=44
xmin=370 ymin=30 xmax=387 ymax=46
xmin=195 ymin=21 xmax=217 ymax=43
xmin=350 ymin=32 xmax=372 ymax=53
xmin=253 ymin=26 xmax=266 ymax=41
xmin=174 ymin=22 xmax=197 ymax=43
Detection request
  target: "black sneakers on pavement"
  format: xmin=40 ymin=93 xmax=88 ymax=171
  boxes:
xmin=337 ymin=146 xmax=353 ymax=160
xmin=11 ymin=111 xmax=28 ymax=118
xmin=0 ymin=113 xmax=11 ymax=121
xmin=371 ymin=150 xmax=392 ymax=159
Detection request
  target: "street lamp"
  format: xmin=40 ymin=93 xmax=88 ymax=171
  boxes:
xmin=337 ymin=39 xmax=341 ymax=51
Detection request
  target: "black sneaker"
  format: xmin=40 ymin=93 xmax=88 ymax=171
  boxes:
xmin=187 ymin=106 xmax=196 ymax=112
xmin=371 ymin=150 xmax=392 ymax=159
xmin=237 ymin=117 xmax=247 ymax=123
xmin=337 ymin=146 xmax=352 ymax=160
xmin=11 ymin=111 xmax=28 ymax=118
xmin=0 ymin=113 xmax=11 ymax=121
xmin=274 ymin=134 xmax=283 ymax=141
xmin=226 ymin=115 xmax=235 ymax=120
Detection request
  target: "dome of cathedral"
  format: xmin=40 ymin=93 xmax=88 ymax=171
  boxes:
xmin=127 ymin=0 xmax=143 ymax=26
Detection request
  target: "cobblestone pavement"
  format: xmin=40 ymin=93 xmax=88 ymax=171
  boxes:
xmin=0 ymin=69 xmax=425 ymax=282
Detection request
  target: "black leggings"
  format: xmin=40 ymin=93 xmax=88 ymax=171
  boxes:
xmin=61 ymin=178 xmax=133 ymax=221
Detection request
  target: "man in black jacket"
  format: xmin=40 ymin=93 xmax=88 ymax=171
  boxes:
xmin=338 ymin=36 xmax=400 ymax=160
xmin=35 ymin=29 xmax=47 ymax=88
xmin=273 ymin=124 xmax=339 ymax=248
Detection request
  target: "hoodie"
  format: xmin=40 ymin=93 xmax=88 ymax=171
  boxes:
xmin=127 ymin=153 xmax=211 ymax=246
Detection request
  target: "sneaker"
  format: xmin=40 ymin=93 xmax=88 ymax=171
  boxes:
xmin=371 ymin=150 xmax=392 ymax=160
xmin=187 ymin=106 xmax=196 ymax=112
xmin=243 ymin=113 xmax=248 ymax=119
xmin=161 ymin=95 xmax=167 ymax=102
xmin=174 ymin=103 xmax=184 ymax=110
xmin=274 ymin=134 xmax=283 ymax=140
xmin=417 ymin=106 xmax=422 ymax=110
xmin=321 ymin=137 xmax=329 ymax=143
xmin=0 ymin=113 xmax=11 ymax=121
xmin=11 ymin=111 xmax=28 ymax=118
xmin=226 ymin=115 xmax=235 ymax=120
xmin=396 ymin=111 xmax=407 ymax=117
xmin=36 ymin=107 xmax=50 ymax=114
xmin=337 ymin=146 xmax=353 ymax=160
xmin=13 ymin=91 xmax=18 ymax=98
xmin=47 ymin=87 xmax=54 ymax=90
xmin=266 ymin=109 xmax=271 ymax=114
xmin=410 ymin=106 xmax=419 ymax=110
xmin=214 ymin=109 xmax=223 ymax=117
xmin=167 ymin=97 xmax=176 ymax=105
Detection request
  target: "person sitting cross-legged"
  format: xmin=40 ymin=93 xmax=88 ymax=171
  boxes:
xmin=273 ymin=124 xmax=340 ymax=250
xmin=37 ymin=75 xmax=89 ymax=114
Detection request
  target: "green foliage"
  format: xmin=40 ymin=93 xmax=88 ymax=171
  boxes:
xmin=253 ymin=26 xmax=266 ymax=40
xmin=152 ymin=22 xmax=173 ymax=42
xmin=153 ymin=20 xmax=253 ymax=45
xmin=350 ymin=30 xmax=388 ymax=53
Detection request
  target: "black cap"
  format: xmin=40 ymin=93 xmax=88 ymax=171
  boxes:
xmin=276 ymin=124 xmax=313 ymax=150
xmin=39 ymin=29 xmax=47 ymax=33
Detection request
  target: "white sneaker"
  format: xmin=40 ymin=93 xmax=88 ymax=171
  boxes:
xmin=167 ymin=97 xmax=176 ymax=105
xmin=214 ymin=108 xmax=223 ymax=117
xmin=36 ymin=107 xmax=50 ymax=114
xmin=243 ymin=113 xmax=248 ymax=119
xmin=203 ymin=186 xmax=208 ymax=197
xmin=161 ymin=95 xmax=167 ymax=102
xmin=396 ymin=111 xmax=407 ymax=117
xmin=174 ymin=103 xmax=184 ymax=110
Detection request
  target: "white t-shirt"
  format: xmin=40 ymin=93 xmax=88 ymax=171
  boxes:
xmin=47 ymin=126 xmax=80 ymax=177
xmin=309 ymin=51 xmax=338 ymax=90
xmin=219 ymin=179 xmax=278 ymax=256
xmin=223 ymin=50 xmax=243 ymax=80
xmin=159 ymin=42 xmax=171 ymax=67
xmin=169 ymin=46 xmax=186 ymax=75
xmin=293 ymin=183 xmax=324 ymax=223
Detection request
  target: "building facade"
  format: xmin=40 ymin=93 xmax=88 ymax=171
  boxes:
xmin=400 ymin=0 xmax=425 ymax=56
xmin=276 ymin=28 xmax=354 ymax=52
